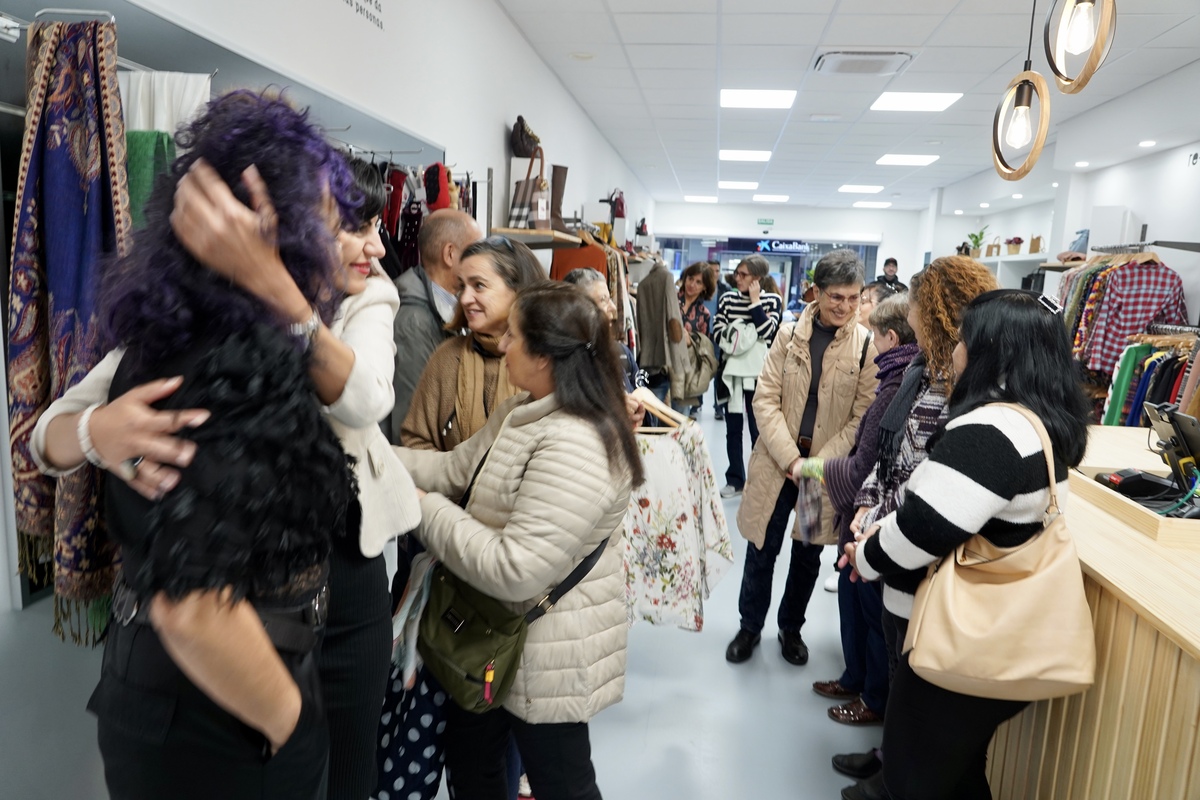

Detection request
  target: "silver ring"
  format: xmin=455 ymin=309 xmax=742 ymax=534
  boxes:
xmin=128 ymin=456 xmax=144 ymax=472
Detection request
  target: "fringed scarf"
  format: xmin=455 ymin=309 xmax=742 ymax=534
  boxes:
xmin=6 ymin=20 xmax=131 ymax=644
xmin=454 ymin=332 xmax=517 ymax=443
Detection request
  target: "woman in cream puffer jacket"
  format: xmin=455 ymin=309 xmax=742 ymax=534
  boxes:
xmin=395 ymin=282 xmax=644 ymax=800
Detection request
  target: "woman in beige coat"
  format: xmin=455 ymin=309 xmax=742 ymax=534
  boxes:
xmin=725 ymin=250 xmax=878 ymax=667
xmin=395 ymin=282 xmax=644 ymax=800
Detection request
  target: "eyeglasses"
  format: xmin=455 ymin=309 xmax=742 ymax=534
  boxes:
xmin=734 ymin=270 xmax=751 ymax=279
xmin=820 ymin=289 xmax=860 ymax=307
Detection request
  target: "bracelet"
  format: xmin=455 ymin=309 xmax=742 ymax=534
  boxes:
xmin=77 ymin=403 xmax=106 ymax=468
xmin=288 ymin=307 xmax=320 ymax=351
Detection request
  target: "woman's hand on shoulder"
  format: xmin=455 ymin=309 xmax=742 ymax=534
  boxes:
xmin=90 ymin=377 xmax=209 ymax=500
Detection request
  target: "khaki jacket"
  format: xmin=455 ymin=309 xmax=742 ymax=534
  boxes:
xmin=395 ymin=393 xmax=631 ymax=724
xmin=737 ymin=305 xmax=878 ymax=547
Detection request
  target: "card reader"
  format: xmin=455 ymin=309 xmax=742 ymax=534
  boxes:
xmin=1094 ymin=469 xmax=1176 ymax=499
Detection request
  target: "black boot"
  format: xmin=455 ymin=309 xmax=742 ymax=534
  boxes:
xmin=778 ymin=630 xmax=809 ymax=665
xmin=840 ymin=770 xmax=886 ymax=800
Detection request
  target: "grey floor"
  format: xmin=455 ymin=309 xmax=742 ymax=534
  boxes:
xmin=0 ymin=410 xmax=878 ymax=800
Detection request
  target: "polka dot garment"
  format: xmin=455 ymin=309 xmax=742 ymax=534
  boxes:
xmin=374 ymin=666 xmax=449 ymax=800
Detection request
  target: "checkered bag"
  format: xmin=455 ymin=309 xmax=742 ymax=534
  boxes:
xmin=795 ymin=476 xmax=823 ymax=545
xmin=507 ymin=147 xmax=548 ymax=229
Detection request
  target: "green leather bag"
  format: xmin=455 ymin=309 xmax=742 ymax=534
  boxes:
xmin=415 ymin=449 xmax=609 ymax=713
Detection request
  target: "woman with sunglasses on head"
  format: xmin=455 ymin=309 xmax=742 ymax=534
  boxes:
xmin=725 ymin=249 xmax=878 ymax=667
xmin=400 ymin=235 xmax=545 ymax=452
xmin=845 ymin=290 xmax=1090 ymax=800
xmin=712 ymin=254 xmax=783 ymax=498
xmin=35 ymin=142 xmax=421 ymax=799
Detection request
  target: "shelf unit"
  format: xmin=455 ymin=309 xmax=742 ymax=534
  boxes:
xmin=978 ymin=253 xmax=1051 ymax=290
xmin=490 ymin=227 xmax=582 ymax=250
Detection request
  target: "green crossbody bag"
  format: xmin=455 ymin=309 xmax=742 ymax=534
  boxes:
xmin=416 ymin=450 xmax=609 ymax=713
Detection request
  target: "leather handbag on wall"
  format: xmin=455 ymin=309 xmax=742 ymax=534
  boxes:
xmin=510 ymin=115 xmax=540 ymax=158
xmin=507 ymin=147 xmax=550 ymax=229
xmin=903 ymin=403 xmax=1096 ymax=702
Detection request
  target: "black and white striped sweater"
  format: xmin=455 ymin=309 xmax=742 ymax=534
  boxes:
xmin=857 ymin=404 xmax=1071 ymax=619
xmin=712 ymin=290 xmax=782 ymax=347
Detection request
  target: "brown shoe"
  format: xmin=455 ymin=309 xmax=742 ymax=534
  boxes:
xmin=812 ymin=679 xmax=858 ymax=700
xmin=828 ymin=697 xmax=884 ymax=726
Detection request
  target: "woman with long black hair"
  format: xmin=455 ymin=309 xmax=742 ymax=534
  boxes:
xmin=845 ymin=290 xmax=1091 ymax=800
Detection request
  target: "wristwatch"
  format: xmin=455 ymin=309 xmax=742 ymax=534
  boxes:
xmin=288 ymin=307 xmax=321 ymax=350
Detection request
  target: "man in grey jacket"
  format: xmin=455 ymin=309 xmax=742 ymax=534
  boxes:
xmin=390 ymin=209 xmax=481 ymax=441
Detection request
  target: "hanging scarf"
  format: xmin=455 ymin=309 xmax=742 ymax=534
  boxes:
xmin=454 ymin=332 xmax=518 ymax=443
xmin=874 ymin=355 xmax=927 ymax=489
xmin=6 ymin=21 xmax=131 ymax=643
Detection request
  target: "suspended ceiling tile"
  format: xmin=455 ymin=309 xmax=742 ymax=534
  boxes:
xmin=651 ymin=104 xmax=720 ymax=119
xmin=1111 ymin=14 xmax=1198 ymax=49
xmin=508 ymin=13 xmax=618 ymax=44
xmin=822 ymin=14 xmax=945 ymax=47
xmin=720 ymin=45 xmax=815 ymax=71
xmin=655 ymin=118 xmax=719 ymax=133
xmin=498 ymin=0 xmax=596 ymax=13
xmin=637 ymin=69 xmax=716 ymax=89
xmin=614 ymin=13 xmax=718 ymax=45
xmin=719 ymin=68 xmax=807 ymax=89
xmin=802 ymin=73 xmax=897 ymax=95
xmin=720 ymin=14 xmax=828 ymax=46
xmin=907 ymin=46 xmax=1020 ymax=74
xmin=733 ymin=0 xmax=837 ymax=13
xmin=626 ymin=44 xmax=714 ymax=69
xmin=838 ymin=0 xmax=959 ymax=12
xmin=606 ymin=0 xmax=718 ymax=11
xmin=1145 ymin=15 xmax=1200 ymax=48
xmin=884 ymin=71 xmax=994 ymax=94
xmin=792 ymin=90 xmax=880 ymax=112
xmin=924 ymin=14 xmax=1035 ymax=48
xmin=643 ymin=86 xmax=716 ymax=106
xmin=538 ymin=45 xmax=631 ymax=70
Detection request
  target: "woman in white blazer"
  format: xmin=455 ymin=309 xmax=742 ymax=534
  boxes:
xmin=34 ymin=155 xmax=419 ymax=800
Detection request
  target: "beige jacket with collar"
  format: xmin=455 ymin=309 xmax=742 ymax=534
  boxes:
xmin=395 ymin=392 xmax=631 ymax=724
xmin=737 ymin=303 xmax=878 ymax=548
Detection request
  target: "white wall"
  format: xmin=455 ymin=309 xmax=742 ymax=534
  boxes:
xmin=653 ymin=203 xmax=924 ymax=282
xmin=128 ymin=0 xmax=654 ymax=233
xmin=968 ymin=200 xmax=1056 ymax=258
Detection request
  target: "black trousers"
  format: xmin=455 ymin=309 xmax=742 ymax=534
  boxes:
xmin=443 ymin=700 xmax=602 ymax=800
xmin=320 ymin=535 xmax=393 ymax=800
xmin=881 ymin=654 xmax=1028 ymax=800
xmin=737 ymin=481 xmax=823 ymax=634
xmin=91 ymin=618 xmax=328 ymax=800
xmin=724 ymin=390 xmax=759 ymax=488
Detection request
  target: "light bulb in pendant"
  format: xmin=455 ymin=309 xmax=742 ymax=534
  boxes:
xmin=1065 ymin=0 xmax=1096 ymax=55
xmin=1005 ymin=82 xmax=1034 ymax=149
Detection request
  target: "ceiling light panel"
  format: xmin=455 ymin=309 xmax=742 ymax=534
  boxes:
xmin=721 ymin=89 xmax=797 ymax=109
xmin=853 ymin=201 xmax=893 ymax=208
xmin=720 ymin=149 xmax=773 ymax=162
xmin=839 ymin=185 xmax=885 ymax=193
xmin=719 ymin=181 xmax=759 ymax=190
xmin=876 ymin=154 xmax=941 ymax=166
xmin=870 ymin=92 xmax=964 ymax=111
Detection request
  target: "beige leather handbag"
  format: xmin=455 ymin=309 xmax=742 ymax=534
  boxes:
xmin=903 ymin=403 xmax=1096 ymax=701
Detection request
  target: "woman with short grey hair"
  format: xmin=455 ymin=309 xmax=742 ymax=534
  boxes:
xmin=725 ymin=249 xmax=878 ymax=669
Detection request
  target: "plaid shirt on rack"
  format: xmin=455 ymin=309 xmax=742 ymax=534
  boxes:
xmin=1086 ymin=262 xmax=1188 ymax=375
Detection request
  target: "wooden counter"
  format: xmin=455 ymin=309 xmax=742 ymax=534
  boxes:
xmin=985 ymin=426 xmax=1200 ymax=799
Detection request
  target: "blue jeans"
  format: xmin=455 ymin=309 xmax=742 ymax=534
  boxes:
xmin=836 ymin=564 xmax=890 ymax=715
xmin=737 ymin=481 xmax=824 ymax=634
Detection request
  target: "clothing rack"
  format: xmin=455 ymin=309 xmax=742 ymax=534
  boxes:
xmin=1092 ymin=241 xmax=1200 ymax=255
xmin=1146 ymin=323 xmax=1200 ymax=336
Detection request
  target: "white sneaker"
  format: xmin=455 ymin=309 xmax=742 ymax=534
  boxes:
xmin=720 ymin=485 xmax=742 ymax=498
xmin=824 ymin=574 xmax=839 ymax=593
xmin=519 ymin=774 xmax=533 ymax=797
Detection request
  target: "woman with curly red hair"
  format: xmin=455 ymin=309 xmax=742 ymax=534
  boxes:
xmin=834 ymin=255 xmax=997 ymax=798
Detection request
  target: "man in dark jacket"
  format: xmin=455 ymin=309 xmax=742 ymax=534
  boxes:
xmin=873 ymin=257 xmax=907 ymax=291
xmin=390 ymin=209 xmax=480 ymax=441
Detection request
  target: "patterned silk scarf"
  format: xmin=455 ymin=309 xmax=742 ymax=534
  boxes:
xmin=6 ymin=21 xmax=131 ymax=643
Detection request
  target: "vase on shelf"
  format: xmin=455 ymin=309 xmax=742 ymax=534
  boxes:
xmin=970 ymin=248 xmax=981 ymax=258
xmin=1007 ymin=244 xmax=1021 ymax=255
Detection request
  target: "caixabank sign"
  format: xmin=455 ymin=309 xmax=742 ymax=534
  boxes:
xmin=728 ymin=238 xmax=810 ymax=254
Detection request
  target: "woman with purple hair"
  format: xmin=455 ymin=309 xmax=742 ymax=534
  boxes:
xmin=32 ymin=90 xmax=358 ymax=800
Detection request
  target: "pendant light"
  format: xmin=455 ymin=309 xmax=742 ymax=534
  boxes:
xmin=993 ymin=0 xmax=1051 ymax=181
xmin=1044 ymin=0 xmax=1116 ymax=94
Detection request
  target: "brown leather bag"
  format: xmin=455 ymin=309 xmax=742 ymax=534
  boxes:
xmin=510 ymin=115 xmax=540 ymax=158
xmin=903 ymin=403 xmax=1096 ymax=702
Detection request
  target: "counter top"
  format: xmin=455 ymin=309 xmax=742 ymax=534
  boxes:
xmin=1070 ymin=425 xmax=1200 ymax=661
